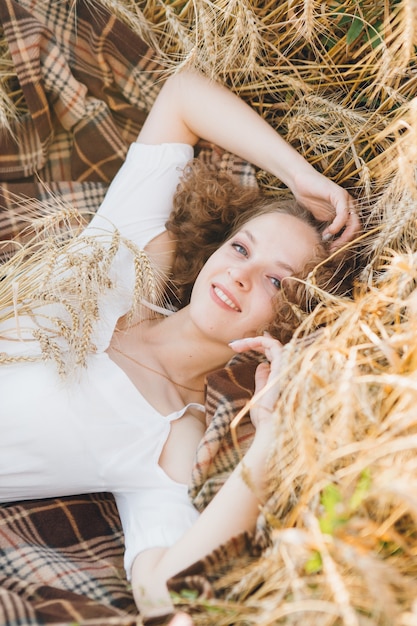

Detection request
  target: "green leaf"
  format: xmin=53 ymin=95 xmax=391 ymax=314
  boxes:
xmin=323 ymin=36 xmax=337 ymax=51
xmin=319 ymin=483 xmax=345 ymax=534
xmin=369 ymin=20 xmax=384 ymax=49
xmin=346 ymin=16 xmax=364 ymax=45
xmin=305 ymin=550 xmax=323 ymax=574
xmin=349 ymin=468 xmax=372 ymax=512
xmin=179 ymin=589 xmax=199 ymax=600
xmin=321 ymin=483 xmax=342 ymax=511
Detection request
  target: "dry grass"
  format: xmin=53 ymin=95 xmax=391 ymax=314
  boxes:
xmin=1 ymin=1 xmax=417 ymax=624
xmin=0 ymin=198 xmax=158 ymax=375
xmin=211 ymin=250 xmax=417 ymax=626
xmin=76 ymin=0 xmax=417 ymax=271
xmin=131 ymin=2 xmax=416 ymax=624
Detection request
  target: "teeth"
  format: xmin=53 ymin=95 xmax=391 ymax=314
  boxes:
xmin=214 ymin=286 xmax=240 ymax=311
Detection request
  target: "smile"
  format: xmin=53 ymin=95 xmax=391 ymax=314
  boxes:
xmin=212 ymin=286 xmax=241 ymax=312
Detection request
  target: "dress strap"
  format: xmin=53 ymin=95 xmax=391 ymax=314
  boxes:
xmin=140 ymin=298 xmax=176 ymax=316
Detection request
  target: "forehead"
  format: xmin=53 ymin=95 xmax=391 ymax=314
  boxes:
xmin=239 ymin=211 xmax=318 ymax=241
xmin=235 ymin=212 xmax=320 ymax=272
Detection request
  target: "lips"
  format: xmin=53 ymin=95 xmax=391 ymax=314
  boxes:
xmin=212 ymin=285 xmax=241 ymax=312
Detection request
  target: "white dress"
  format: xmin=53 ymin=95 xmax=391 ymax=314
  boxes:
xmin=0 ymin=142 xmax=201 ymax=576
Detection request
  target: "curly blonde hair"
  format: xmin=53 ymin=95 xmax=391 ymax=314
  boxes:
xmin=166 ymin=159 xmax=355 ymax=343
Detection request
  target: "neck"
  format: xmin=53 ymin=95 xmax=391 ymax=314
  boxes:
xmin=141 ymin=308 xmax=234 ymax=383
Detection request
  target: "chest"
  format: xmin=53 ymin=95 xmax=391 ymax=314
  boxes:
xmin=107 ymin=326 xmax=206 ymax=416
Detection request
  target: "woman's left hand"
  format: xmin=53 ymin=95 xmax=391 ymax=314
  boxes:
xmin=291 ymin=168 xmax=361 ymax=250
xmin=229 ymin=334 xmax=283 ymax=430
xmin=291 ymin=168 xmax=361 ymax=249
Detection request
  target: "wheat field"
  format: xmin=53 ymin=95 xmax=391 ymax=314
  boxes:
xmin=1 ymin=2 xmax=417 ymax=624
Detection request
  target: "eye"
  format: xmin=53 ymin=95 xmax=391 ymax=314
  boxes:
xmin=269 ymin=276 xmax=281 ymax=290
xmin=231 ymin=242 xmax=248 ymax=257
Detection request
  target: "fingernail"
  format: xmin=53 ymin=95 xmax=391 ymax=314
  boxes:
xmin=322 ymin=233 xmax=332 ymax=242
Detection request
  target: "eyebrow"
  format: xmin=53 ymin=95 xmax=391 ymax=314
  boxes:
xmin=241 ymin=228 xmax=295 ymax=274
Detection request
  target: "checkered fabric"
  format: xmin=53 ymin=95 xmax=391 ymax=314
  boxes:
xmin=189 ymin=352 xmax=262 ymax=512
xmin=0 ymin=1 xmax=261 ymax=622
xmin=0 ymin=0 xmax=257 ymax=249
xmin=0 ymin=0 xmax=162 ymax=245
xmin=0 ymin=493 xmax=137 ymax=625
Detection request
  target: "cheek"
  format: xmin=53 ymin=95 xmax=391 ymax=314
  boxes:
xmin=193 ymin=254 xmax=219 ymax=284
xmin=190 ymin=260 xmax=211 ymax=294
xmin=250 ymin=293 xmax=276 ymax=329
xmin=261 ymin=303 xmax=275 ymax=327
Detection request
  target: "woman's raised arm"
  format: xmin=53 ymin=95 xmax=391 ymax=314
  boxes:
xmin=138 ymin=70 xmax=360 ymax=247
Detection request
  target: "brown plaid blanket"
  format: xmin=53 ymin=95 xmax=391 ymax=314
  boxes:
xmin=0 ymin=0 xmax=161 ymax=257
xmin=0 ymin=0 xmax=256 ymax=252
xmin=0 ymin=494 xmax=136 ymax=625
xmin=0 ymin=1 xmax=260 ymax=623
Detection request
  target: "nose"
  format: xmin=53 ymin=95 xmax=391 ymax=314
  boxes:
xmin=228 ymin=266 xmax=251 ymax=290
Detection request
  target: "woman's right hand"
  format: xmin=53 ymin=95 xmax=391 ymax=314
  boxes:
xmin=229 ymin=334 xmax=283 ymax=430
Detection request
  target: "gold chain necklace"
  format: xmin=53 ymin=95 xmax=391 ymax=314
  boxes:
xmin=110 ymin=345 xmax=205 ymax=394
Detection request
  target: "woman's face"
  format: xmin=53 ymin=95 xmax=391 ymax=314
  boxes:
xmin=189 ymin=212 xmax=320 ymax=342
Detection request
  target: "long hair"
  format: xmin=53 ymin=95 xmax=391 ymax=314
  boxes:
xmin=166 ymin=158 xmax=355 ymax=343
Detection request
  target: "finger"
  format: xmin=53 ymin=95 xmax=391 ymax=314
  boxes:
xmin=254 ymin=361 xmax=270 ymax=395
xmin=322 ymin=211 xmax=347 ymax=239
xmin=329 ymin=211 xmax=362 ymax=249
xmin=322 ymin=201 xmax=351 ymax=237
xmin=322 ymin=193 xmax=360 ymax=236
xmin=321 ymin=187 xmax=356 ymax=234
xmin=252 ymin=361 xmax=280 ymax=418
xmin=231 ymin=337 xmax=283 ymax=414
xmin=229 ymin=335 xmax=282 ymax=356
xmin=229 ymin=337 xmax=283 ymax=369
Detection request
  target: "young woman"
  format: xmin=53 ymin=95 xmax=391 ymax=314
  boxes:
xmin=0 ymin=70 xmax=359 ymax=623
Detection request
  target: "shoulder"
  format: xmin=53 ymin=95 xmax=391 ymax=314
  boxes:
xmin=89 ymin=142 xmax=194 ymax=242
xmin=98 ymin=142 xmax=194 ymax=214
xmin=124 ymin=141 xmax=194 ymax=170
